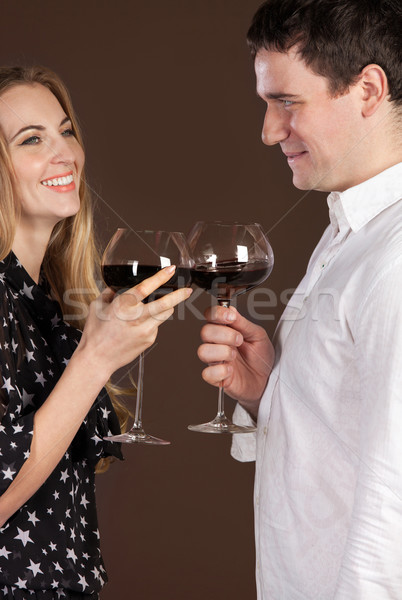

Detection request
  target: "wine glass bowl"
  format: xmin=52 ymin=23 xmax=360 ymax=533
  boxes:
xmin=188 ymin=221 xmax=274 ymax=434
xmin=102 ymin=228 xmax=193 ymax=444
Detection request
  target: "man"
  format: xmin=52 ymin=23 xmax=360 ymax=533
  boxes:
xmin=198 ymin=0 xmax=402 ymax=597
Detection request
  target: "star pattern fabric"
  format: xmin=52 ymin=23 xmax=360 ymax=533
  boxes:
xmin=0 ymin=252 xmax=123 ymax=599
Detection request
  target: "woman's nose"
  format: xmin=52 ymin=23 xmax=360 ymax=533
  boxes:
xmin=261 ymin=106 xmax=290 ymax=146
xmin=49 ymin=136 xmax=75 ymax=166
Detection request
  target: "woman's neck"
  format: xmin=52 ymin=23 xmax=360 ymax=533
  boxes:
xmin=12 ymin=226 xmax=51 ymax=284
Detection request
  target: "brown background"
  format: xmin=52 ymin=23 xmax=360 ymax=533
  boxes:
xmin=1 ymin=2 xmax=328 ymax=598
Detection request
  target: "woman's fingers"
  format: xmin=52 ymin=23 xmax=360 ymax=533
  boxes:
xmin=125 ymin=265 xmax=177 ymax=302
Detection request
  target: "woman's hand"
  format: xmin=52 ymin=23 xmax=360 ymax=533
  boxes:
xmin=77 ymin=265 xmax=192 ymax=379
xmin=198 ymin=305 xmax=274 ymax=418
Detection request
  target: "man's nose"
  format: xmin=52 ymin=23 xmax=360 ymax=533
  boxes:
xmin=261 ymin=106 xmax=289 ymax=146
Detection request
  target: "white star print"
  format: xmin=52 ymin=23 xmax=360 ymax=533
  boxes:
xmin=34 ymin=372 xmax=47 ymax=386
xmin=60 ymin=469 xmax=69 ymax=483
xmin=80 ymin=494 xmax=89 ymax=509
xmin=101 ymin=406 xmax=111 ymax=419
xmin=2 ymin=466 xmax=16 ymax=481
xmin=0 ymin=546 xmax=11 ymax=558
xmin=15 ymin=577 xmax=27 ymax=589
xmin=53 ymin=561 xmax=63 ymax=573
xmin=51 ymin=313 xmax=61 ymax=328
xmin=53 ymin=491 xmax=60 ymax=500
xmin=25 ymin=349 xmax=35 ymax=362
xmin=20 ymin=388 xmax=35 ymax=407
xmin=14 ymin=527 xmax=33 ymax=547
xmin=91 ymin=434 xmax=102 ymax=444
xmin=77 ymin=574 xmax=88 ymax=591
xmin=70 ymin=528 xmax=76 ymax=542
xmin=91 ymin=566 xmax=100 ymax=579
xmin=1 ymin=377 xmax=14 ymax=393
xmin=49 ymin=542 xmax=57 ymax=551
xmin=66 ymin=548 xmax=77 ymax=563
xmin=51 ymin=579 xmax=59 ymax=589
xmin=27 ymin=511 xmax=40 ymax=526
xmin=27 ymin=559 xmax=43 ymax=577
xmin=59 ymin=522 xmax=65 ymax=532
xmin=12 ymin=423 xmax=23 ymax=434
xmin=21 ymin=282 xmax=34 ymax=299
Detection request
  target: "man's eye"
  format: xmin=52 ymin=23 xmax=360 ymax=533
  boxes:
xmin=283 ymin=100 xmax=294 ymax=107
xmin=62 ymin=128 xmax=75 ymax=137
xmin=21 ymin=135 xmax=40 ymax=146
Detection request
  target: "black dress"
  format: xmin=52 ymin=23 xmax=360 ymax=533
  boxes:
xmin=0 ymin=252 xmax=123 ymax=599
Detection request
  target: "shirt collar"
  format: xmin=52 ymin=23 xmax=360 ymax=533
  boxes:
xmin=327 ymin=162 xmax=402 ymax=234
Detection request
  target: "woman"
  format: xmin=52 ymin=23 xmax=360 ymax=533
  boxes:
xmin=0 ymin=66 xmax=191 ymax=599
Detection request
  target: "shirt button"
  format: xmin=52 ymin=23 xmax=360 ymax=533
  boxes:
xmin=263 ymin=427 xmax=268 ymax=436
xmin=256 ymin=496 xmax=260 ymax=506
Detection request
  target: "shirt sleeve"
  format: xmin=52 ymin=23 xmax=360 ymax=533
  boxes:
xmin=0 ymin=287 xmax=34 ymax=495
xmin=334 ymin=259 xmax=402 ymax=597
xmin=230 ymin=403 xmax=257 ymax=462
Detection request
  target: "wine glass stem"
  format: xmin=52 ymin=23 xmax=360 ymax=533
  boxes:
xmin=133 ymin=351 xmax=145 ymax=430
xmin=216 ymin=299 xmax=230 ymax=419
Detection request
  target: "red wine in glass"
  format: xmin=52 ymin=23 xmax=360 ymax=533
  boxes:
xmin=101 ymin=228 xmax=193 ymax=445
xmin=188 ymin=222 xmax=274 ymax=434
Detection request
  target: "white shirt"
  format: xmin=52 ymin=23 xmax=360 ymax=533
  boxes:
xmin=232 ymin=163 xmax=402 ymax=599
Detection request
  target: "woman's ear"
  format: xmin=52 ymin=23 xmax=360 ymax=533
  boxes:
xmin=358 ymin=64 xmax=389 ymax=117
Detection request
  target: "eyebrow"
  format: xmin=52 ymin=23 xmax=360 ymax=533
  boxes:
xmin=9 ymin=116 xmax=71 ymax=143
xmin=257 ymin=92 xmax=300 ymax=100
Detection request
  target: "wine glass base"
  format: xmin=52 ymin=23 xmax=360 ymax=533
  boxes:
xmin=188 ymin=420 xmax=257 ymax=435
xmin=103 ymin=431 xmax=170 ymax=445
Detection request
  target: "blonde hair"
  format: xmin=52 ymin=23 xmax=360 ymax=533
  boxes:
xmin=0 ymin=66 xmax=131 ymax=471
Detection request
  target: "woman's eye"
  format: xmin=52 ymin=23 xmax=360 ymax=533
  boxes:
xmin=61 ymin=128 xmax=75 ymax=137
xmin=21 ymin=135 xmax=40 ymax=146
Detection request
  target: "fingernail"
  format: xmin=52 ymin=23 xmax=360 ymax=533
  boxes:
xmin=185 ymin=288 xmax=193 ymax=297
xmin=226 ymin=309 xmax=236 ymax=322
xmin=235 ymin=334 xmax=243 ymax=346
xmin=166 ymin=265 xmax=176 ymax=274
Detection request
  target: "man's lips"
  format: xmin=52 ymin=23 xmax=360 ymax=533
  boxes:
xmin=284 ymin=151 xmax=308 ymax=164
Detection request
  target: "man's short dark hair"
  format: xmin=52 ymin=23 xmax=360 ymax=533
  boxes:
xmin=247 ymin=0 xmax=402 ymax=105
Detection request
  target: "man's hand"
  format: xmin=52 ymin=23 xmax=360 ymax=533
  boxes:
xmin=198 ymin=305 xmax=274 ymax=418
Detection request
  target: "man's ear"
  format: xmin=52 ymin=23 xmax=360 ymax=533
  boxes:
xmin=358 ymin=64 xmax=389 ymax=117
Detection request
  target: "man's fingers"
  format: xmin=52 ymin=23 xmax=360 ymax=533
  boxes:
xmin=202 ymin=363 xmax=233 ymax=386
xmin=205 ymin=305 xmax=265 ymax=342
xmin=198 ymin=343 xmax=235 ymax=364
xmin=200 ymin=323 xmax=243 ymax=347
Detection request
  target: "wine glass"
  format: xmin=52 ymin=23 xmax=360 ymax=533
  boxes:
xmin=102 ymin=228 xmax=193 ymax=445
xmin=188 ymin=221 xmax=274 ymax=434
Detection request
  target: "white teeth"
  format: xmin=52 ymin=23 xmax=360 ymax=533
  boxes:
xmin=41 ymin=174 xmax=74 ymax=187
